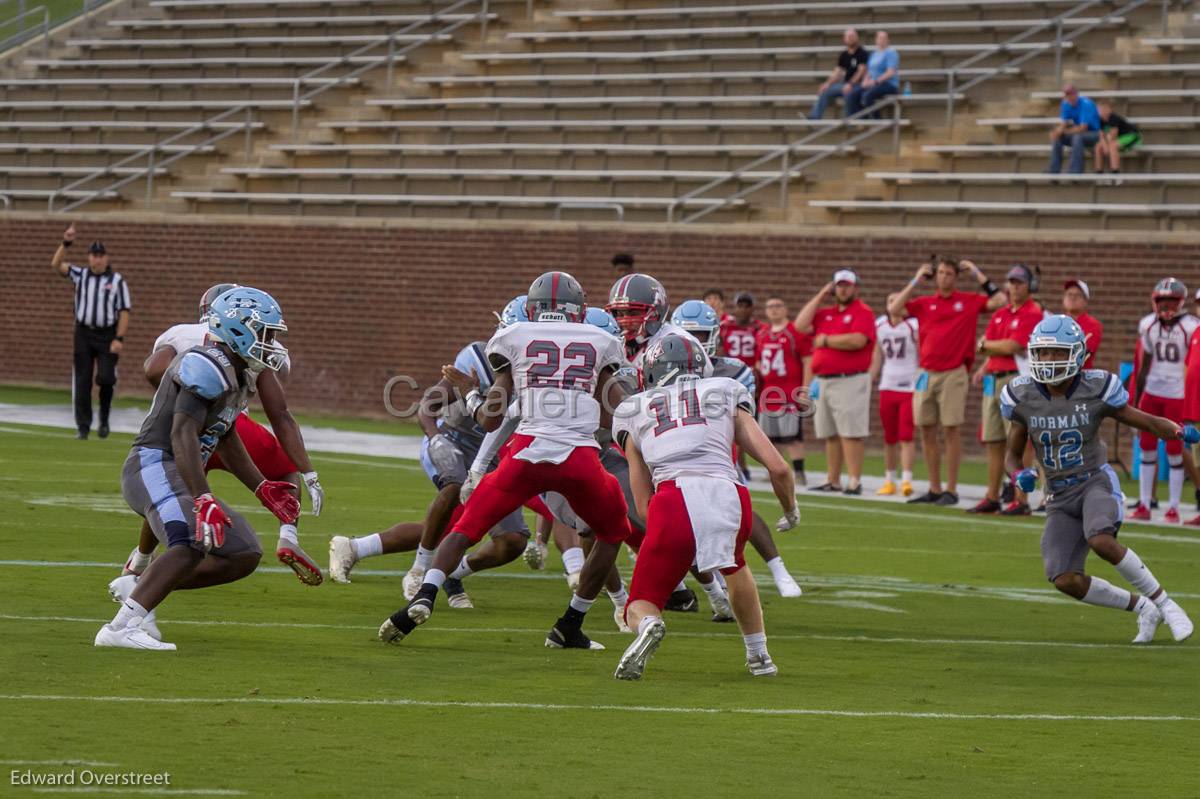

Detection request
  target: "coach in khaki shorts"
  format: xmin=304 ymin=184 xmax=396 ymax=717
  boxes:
xmin=889 ymin=257 xmax=1007 ymax=506
xmin=795 ymin=269 xmax=876 ymax=495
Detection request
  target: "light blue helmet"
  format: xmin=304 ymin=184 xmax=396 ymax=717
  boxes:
xmin=206 ymin=287 xmax=288 ymax=372
xmin=671 ymin=299 xmax=721 ymax=356
xmin=585 ymin=307 xmax=620 ymax=336
xmin=1027 ymin=314 xmax=1086 ymax=384
xmin=496 ymin=295 xmax=530 ymax=329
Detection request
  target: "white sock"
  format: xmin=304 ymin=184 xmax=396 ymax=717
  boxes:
xmin=674 ymin=580 xmax=688 ymax=593
xmin=449 ymin=555 xmax=474 ymax=580
xmin=607 ymin=586 xmax=628 ymax=607
xmin=1139 ymin=454 xmax=1156 ymax=507
xmin=1081 ymin=576 xmax=1132 ymax=610
xmin=901 ymin=469 xmax=913 ymax=483
xmin=885 ymin=469 xmax=896 ymax=482
xmin=569 ymin=593 xmax=594 ymax=613
xmin=413 ymin=544 xmax=435 ymax=571
xmin=700 ymin=577 xmax=726 ymax=600
xmin=1114 ymin=548 xmax=1162 ymax=599
xmin=637 ymin=614 xmax=660 ymax=634
xmin=743 ymin=631 xmax=768 ymax=659
xmin=129 ymin=549 xmax=153 ymax=572
xmin=278 ymin=524 xmax=299 ymax=546
xmin=111 ymin=598 xmax=150 ymax=629
xmin=714 ymin=571 xmax=727 ymax=589
xmin=1168 ymin=461 xmax=1184 ymax=510
xmin=1132 ymin=595 xmax=1153 ymax=614
xmin=766 ymin=556 xmax=791 ymax=583
xmin=423 ymin=568 xmax=447 ymax=590
xmin=351 ymin=534 xmax=383 ymax=560
xmin=562 ymin=547 xmax=585 ymax=575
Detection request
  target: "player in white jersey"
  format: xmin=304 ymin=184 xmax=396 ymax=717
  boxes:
xmin=612 ymin=334 xmax=800 ymax=680
xmin=871 ymin=299 xmax=920 ymax=496
xmin=380 ymin=271 xmax=634 ymax=651
xmin=1131 ymin=278 xmax=1200 ymax=522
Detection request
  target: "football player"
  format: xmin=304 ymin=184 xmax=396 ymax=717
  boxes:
xmin=1130 ymin=278 xmax=1200 ymax=522
xmin=870 ymin=294 xmax=920 ymax=497
xmin=123 ymin=283 xmax=324 ymax=587
xmin=380 ymin=271 xmax=634 ymax=650
xmin=96 ymin=288 xmax=300 ymax=650
xmin=1003 ymin=315 xmax=1194 ymax=643
xmin=613 ymin=334 xmax=801 ymax=679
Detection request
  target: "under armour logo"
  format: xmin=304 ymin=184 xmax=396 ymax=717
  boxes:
xmin=1075 ymin=403 xmax=1087 ymax=412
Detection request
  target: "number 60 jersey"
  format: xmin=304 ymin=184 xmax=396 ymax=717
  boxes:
xmin=487 ymin=320 xmax=628 ymax=448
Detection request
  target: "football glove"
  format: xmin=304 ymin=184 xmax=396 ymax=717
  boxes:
xmin=1012 ymin=468 xmax=1038 ymax=494
xmin=302 ymin=470 xmax=324 ymax=516
xmin=460 ymin=469 xmax=485 ymax=504
xmin=427 ymin=434 xmax=464 ymax=482
xmin=194 ymin=493 xmax=231 ymax=552
xmin=1182 ymin=424 xmax=1200 ymax=445
xmin=255 ymin=479 xmax=300 ymax=524
xmin=776 ymin=502 xmax=801 ymax=532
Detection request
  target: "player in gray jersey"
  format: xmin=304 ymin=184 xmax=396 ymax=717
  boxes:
xmin=96 ymin=288 xmax=301 ymax=651
xmin=1001 ymin=315 xmax=1194 ymax=643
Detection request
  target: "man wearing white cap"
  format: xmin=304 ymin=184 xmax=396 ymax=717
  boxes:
xmin=795 ymin=269 xmax=876 ymax=494
xmin=1063 ymin=278 xmax=1103 ymax=368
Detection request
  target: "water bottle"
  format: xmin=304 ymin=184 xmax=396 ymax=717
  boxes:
xmin=903 ymin=81 xmax=912 ymax=97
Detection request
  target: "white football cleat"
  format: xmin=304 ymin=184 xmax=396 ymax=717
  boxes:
xmin=523 ymin=538 xmax=548 ymax=571
xmin=94 ymin=623 xmax=175 ymax=651
xmin=613 ymin=603 xmax=631 ymax=633
xmin=107 ymin=575 xmax=162 ymax=641
xmin=566 ymin=571 xmax=581 ymax=592
xmin=447 ymin=590 xmax=474 ymax=609
xmin=746 ymin=652 xmax=778 ymax=677
xmin=1132 ymin=602 xmax=1162 ymax=644
xmin=708 ymin=591 xmax=734 ymax=623
xmin=402 ymin=565 xmax=426 ymax=601
xmin=614 ymin=617 xmax=666 ymax=681
xmin=328 ymin=536 xmax=356 ymax=584
xmin=774 ymin=573 xmax=803 ymax=598
xmin=1159 ymin=599 xmax=1194 ymax=642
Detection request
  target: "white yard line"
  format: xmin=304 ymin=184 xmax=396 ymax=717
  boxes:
xmin=0 ymin=693 xmax=1195 ymax=723
xmin=0 ymin=760 xmax=118 ymax=767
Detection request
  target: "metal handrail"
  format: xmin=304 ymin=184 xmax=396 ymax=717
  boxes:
xmin=49 ymin=0 xmax=490 ymax=214
xmin=0 ymin=4 xmax=49 ymax=53
xmin=556 ymin=201 xmax=625 ymax=220
xmin=667 ymin=96 xmax=904 ymax=224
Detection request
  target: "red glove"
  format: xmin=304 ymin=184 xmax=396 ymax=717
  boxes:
xmin=194 ymin=493 xmax=231 ymax=552
xmin=255 ymin=480 xmax=300 ymax=524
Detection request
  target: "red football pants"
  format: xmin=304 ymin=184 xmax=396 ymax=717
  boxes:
xmin=1138 ymin=393 xmax=1184 ymax=455
xmin=879 ymin=389 xmax=914 ymax=445
xmin=206 ymin=413 xmax=298 ymax=480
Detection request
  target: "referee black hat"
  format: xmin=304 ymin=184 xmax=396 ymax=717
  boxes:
xmin=88 ymin=241 xmax=107 ymax=255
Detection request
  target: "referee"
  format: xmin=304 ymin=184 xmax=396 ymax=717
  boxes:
xmin=51 ymin=223 xmax=132 ymax=440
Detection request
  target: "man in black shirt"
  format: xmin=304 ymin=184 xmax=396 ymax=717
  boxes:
xmin=1095 ymin=101 xmax=1141 ymax=176
xmin=806 ymin=28 xmax=868 ymax=120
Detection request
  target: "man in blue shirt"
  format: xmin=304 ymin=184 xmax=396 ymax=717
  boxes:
xmin=1048 ymin=84 xmax=1101 ymax=174
xmin=845 ymin=30 xmax=900 ymax=119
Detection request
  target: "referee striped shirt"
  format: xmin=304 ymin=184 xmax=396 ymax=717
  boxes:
xmin=65 ymin=265 xmax=132 ymax=328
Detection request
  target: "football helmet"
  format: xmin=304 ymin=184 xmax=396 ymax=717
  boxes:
xmin=497 ymin=294 xmax=530 ymax=329
xmin=607 ymin=273 xmax=669 ymax=344
xmin=643 ymin=333 xmax=707 ymax=388
xmin=1027 ymin=314 xmax=1086 ymax=385
xmin=526 ymin=271 xmax=586 ymax=323
xmin=670 ymin=300 xmax=721 ymax=356
xmin=207 ymin=287 xmax=288 ymax=372
xmin=585 ymin=307 xmax=621 ymax=336
xmin=199 ymin=282 xmax=238 ymax=322
xmin=1152 ymin=277 xmax=1187 ymax=323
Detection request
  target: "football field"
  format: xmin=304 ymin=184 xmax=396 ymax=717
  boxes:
xmin=1 ymin=421 xmax=1196 ymax=797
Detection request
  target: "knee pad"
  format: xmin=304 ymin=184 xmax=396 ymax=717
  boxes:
xmin=163 ymin=520 xmax=192 ymax=549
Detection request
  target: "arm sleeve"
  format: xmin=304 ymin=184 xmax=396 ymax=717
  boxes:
xmin=886 ymin=49 xmax=899 ymax=72
xmin=733 ymin=382 xmax=755 ymax=414
xmin=999 ymin=383 xmax=1020 ymax=422
xmin=611 ymin=398 xmax=639 ymax=451
xmin=904 ymin=297 xmax=922 ymax=319
xmin=484 ymin=328 xmax=513 ymax=372
xmin=1059 ymin=100 xmax=1072 ymax=122
xmin=855 ymin=308 xmax=877 ymax=342
xmin=65 ymin=265 xmax=83 ymax=283
xmin=470 ymin=406 xmax=520 ymax=473
xmin=117 ymin=277 xmax=131 ymax=312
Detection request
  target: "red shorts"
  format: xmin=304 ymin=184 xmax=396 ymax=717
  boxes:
xmin=1138 ymin=393 xmax=1185 ymax=455
xmin=523 ymin=494 xmax=554 ymax=523
xmin=453 ymin=434 xmax=632 ymax=546
xmin=879 ymin=389 xmax=915 ymax=444
xmin=206 ymin=413 xmax=298 ymax=480
xmin=627 ymin=479 xmax=753 ymax=611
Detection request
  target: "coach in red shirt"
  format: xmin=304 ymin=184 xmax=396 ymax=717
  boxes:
xmin=1062 ymin=278 xmax=1103 ymax=368
xmin=889 ymin=257 xmax=1007 ymax=506
xmin=795 ymin=269 xmax=876 ymax=494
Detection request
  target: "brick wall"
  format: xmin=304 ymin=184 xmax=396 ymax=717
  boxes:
xmin=3 ymin=213 xmax=1197 ymax=450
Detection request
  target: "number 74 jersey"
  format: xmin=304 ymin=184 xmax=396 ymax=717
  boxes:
xmin=1000 ymin=369 xmax=1128 ymax=482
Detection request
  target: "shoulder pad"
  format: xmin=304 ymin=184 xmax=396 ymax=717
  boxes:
xmin=176 ymin=351 xmax=231 ymax=400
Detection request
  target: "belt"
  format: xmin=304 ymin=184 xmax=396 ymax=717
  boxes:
xmin=818 ymin=371 xmax=867 ymax=379
xmin=988 ymin=370 xmax=1019 ymax=378
xmin=1048 ymin=470 xmax=1092 ymax=492
xmin=76 ymin=322 xmax=116 ymax=333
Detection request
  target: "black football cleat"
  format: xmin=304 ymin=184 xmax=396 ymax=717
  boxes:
xmin=545 ymin=623 xmax=605 ymax=650
xmin=664 ymin=588 xmax=699 ymax=613
xmin=98 ymin=423 xmax=110 ymax=439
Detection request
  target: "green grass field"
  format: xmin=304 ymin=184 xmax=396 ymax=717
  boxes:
xmin=1 ymin=421 xmax=1197 ymax=798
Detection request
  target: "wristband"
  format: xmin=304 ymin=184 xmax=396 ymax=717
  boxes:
xmin=465 ymin=388 xmax=484 ymax=417
xmin=982 ymin=280 xmax=999 ymax=297
xmin=62 ymin=239 xmax=73 ymax=248
xmin=909 ymin=278 xmax=920 ymax=288
xmin=115 ymin=335 xmax=124 ymax=342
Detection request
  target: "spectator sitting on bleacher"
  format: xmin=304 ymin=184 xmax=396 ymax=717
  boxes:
xmin=806 ymin=28 xmax=869 ymax=120
xmin=845 ymin=31 xmax=899 ymax=119
xmin=1094 ymin=101 xmax=1141 ymax=179
xmin=1047 ymin=84 xmax=1100 ymax=175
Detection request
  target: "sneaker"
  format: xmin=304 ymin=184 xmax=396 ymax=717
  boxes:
xmin=876 ymin=480 xmax=897 ymax=496
xmin=444 ymin=577 xmax=474 ymax=609
xmin=934 ymin=491 xmax=960 ymax=506
xmin=94 ymin=623 xmax=175 ymax=651
xmin=1159 ymin=598 xmax=1194 ymax=642
xmin=277 ymin=541 xmax=324 ymax=586
xmin=613 ymin=603 xmax=631 ymax=633
xmin=664 ymin=587 xmax=699 ymax=613
xmin=107 ymin=575 xmax=161 ymax=641
xmin=1163 ymin=508 xmax=1181 ymax=524
xmin=402 ymin=565 xmax=426 ymax=601
xmin=545 ymin=624 xmax=605 ymax=650
xmin=1184 ymin=514 xmax=1200 ymax=527
xmin=1128 ymin=504 xmax=1152 ymax=522
xmin=900 ymin=480 xmax=913 ymax=497
xmin=614 ymin=618 xmax=666 ymax=680
xmin=523 ymin=538 xmax=548 ymax=570
xmin=966 ymin=498 xmax=1001 ymax=514
xmin=377 ymin=617 xmax=406 ymax=644
xmin=1133 ymin=602 xmax=1162 ymax=644
xmin=709 ymin=591 xmax=735 ymax=623
xmin=999 ymin=501 xmax=1032 ymax=516
xmin=809 ymin=482 xmax=842 ymax=492
xmin=842 ymin=484 xmax=863 ymax=496
xmin=774 ymin=572 xmax=803 ymax=598
xmin=746 ymin=652 xmax=778 ymax=677
xmin=327 ymin=535 xmax=356 ymax=584
xmin=907 ymin=491 xmax=943 ymax=504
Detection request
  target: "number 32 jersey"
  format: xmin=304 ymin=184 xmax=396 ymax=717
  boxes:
xmin=1139 ymin=312 xmax=1200 ymax=400
xmin=1000 ymin=369 xmax=1127 ymax=482
xmin=614 ymin=377 xmax=754 ymax=486
xmin=487 ymin=320 xmax=627 ymax=448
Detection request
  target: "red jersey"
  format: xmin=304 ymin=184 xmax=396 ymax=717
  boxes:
xmin=984 ymin=299 xmax=1045 ymax=373
xmin=720 ymin=317 xmax=766 ymax=367
xmin=905 ymin=290 xmax=989 ymax=372
xmin=1185 ymin=327 xmax=1200 ymax=423
xmin=755 ymin=323 xmax=812 ymax=411
xmin=1072 ymin=311 xmax=1103 ymax=369
xmin=810 ymin=298 xmax=876 ymax=376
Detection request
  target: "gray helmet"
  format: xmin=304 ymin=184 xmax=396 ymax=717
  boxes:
xmin=643 ymin=333 xmax=707 ymax=388
xmin=199 ymin=282 xmax=238 ymax=321
xmin=606 ymin=273 xmax=669 ymax=344
xmin=526 ymin=271 xmax=586 ymax=322
xmin=1153 ymin=277 xmax=1188 ymax=322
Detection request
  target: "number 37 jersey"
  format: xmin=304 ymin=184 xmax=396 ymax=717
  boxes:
xmin=1000 ymin=370 xmax=1128 ymax=482
xmin=614 ymin=377 xmax=754 ymax=487
xmin=487 ymin=320 xmax=628 ymax=448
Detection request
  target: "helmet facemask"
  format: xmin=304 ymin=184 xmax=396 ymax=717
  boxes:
xmin=1155 ymin=296 xmax=1183 ymax=323
xmin=607 ymin=302 xmax=659 ymax=343
xmin=1028 ymin=341 xmax=1083 ymax=385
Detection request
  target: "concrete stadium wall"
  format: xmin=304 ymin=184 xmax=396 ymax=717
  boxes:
xmin=3 ymin=212 xmax=1197 ymax=450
